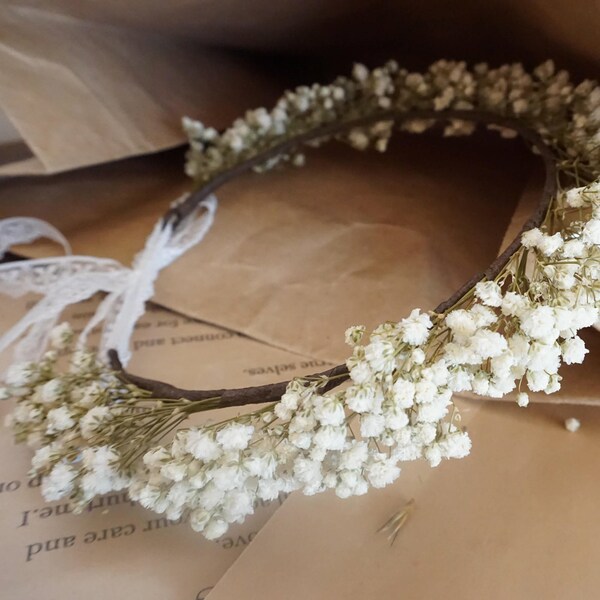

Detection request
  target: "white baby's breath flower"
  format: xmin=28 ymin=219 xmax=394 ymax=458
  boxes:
xmin=77 ymin=382 xmax=103 ymax=408
xmin=391 ymin=378 xmax=416 ymax=408
xmin=527 ymin=341 xmax=561 ymax=373
xmin=215 ymin=423 xmax=254 ymax=451
xmin=424 ymin=444 xmax=443 ymax=467
xmin=411 ymin=348 xmax=426 ymax=364
xmin=384 ymin=408 xmax=409 ymax=430
xmin=204 ymin=517 xmax=228 ymax=540
xmin=352 ymin=63 xmax=369 ymax=82
xmin=69 ymin=350 xmax=96 ymax=374
xmin=438 ymin=431 xmax=471 ymax=459
xmin=469 ymin=329 xmax=507 ymax=359
xmin=184 ymin=429 xmax=221 ymax=461
xmin=345 ymin=385 xmax=375 ymax=413
xmin=46 ymin=406 xmax=75 ymax=434
xmin=293 ymin=457 xmax=322 ymax=484
xmin=561 ymin=336 xmax=588 ymax=364
xmin=222 ymin=489 xmax=254 ymax=522
xmin=32 ymin=445 xmax=55 ymax=471
xmin=212 ymin=465 xmax=246 ymax=491
xmin=469 ymin=305 xmax=498 ymax=328
xmin=349 ymin=130 xmax=369 ymax=150
xmin=40 ymin=379 xmax=64 ymax=404
xmin=313 ymin=426 xmax=346 ymax=450
xmin=338 ymin=441 xmax=369 ymax=470
xmin=197 ymin=482 xmax=226 ymax=508
xmin=417 ymin=400 xmax=449 ymax=423
xmin=522 ymin=227 xmax=543 ymax=248
xmin=571 ymin=306 xmax=598 ymax=329
xmin=564 ymin=417 xmax=581 ymax=432
xmin=257 ymin=479 xmax=282 ymax=501
xmin=142 ymin=447 xmax=170 ymax=468
xmin=472 ymin=377 xmax=498 ymax=398
xmin=413 ymin=379 xmax=439 ymax=404
xmin=280 ymin=387 xmax=302 ymax=411
xmin=564 ymin=187 xmax=585 ymax=207
xmin=501 ymin=292 xmax=528 ymax=317
xmin=360 ymin=413 xmax=385 ymax=437
xmin=5 ymin=362 xmax=35 ymax=388
xmin=345 ymin=325 xmax=366 ymax=346
xmin=474 ymin=281 xmax=503 ymax=307
xmin=445 ymin=309 xmax=477 ymax=339
xmin=561 ymin=239 xmax=586 ymax=258
xmin=520 ymin=306 xmax=557 ymax=341
xmin=526 ymin=370 xmax=550 ymax=392
xmin=545 ymin=374 xmax=562 ymax=394
xmin=349 ymin=361 xmax=372 ymax=385
xmin=447 ymin=368 xmax=472 ymax=392
xmin=583 ymin=219 xmax=600 ymax=245
xmin=400 ymin=309 xmax=432 ymax=345
xmin=539 ymin=233 xmax=564 ymax=256
xmin=82 ymin=445 xmax=119 ymax=472
xmin=289 ymin=431 xmax=311 ymax=449
xmin=160 ymin=461 xmax=187 ymax=482
xmin=366 ymin=455 xmax=401 ymax=487
xmin=41 ymin=463 xmax=76 ymax=501
xmin=365 ymin=340 xmax=396 ymax=373
xmin=313 ymin=395 xmax=346 ymax=426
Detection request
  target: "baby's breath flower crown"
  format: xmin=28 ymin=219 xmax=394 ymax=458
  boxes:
xmin=3 ymin=59 xmax=600 ymax=541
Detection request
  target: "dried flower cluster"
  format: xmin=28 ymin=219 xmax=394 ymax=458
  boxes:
xmin=2 ymin=326 xmax=217 ymax=512
xmin=3 ymin=60 xmax=600 ymax=539
xmin=184 ymin=59 xmax=600 ymax=184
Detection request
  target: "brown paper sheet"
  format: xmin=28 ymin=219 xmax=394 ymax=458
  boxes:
xmin=207 ymin=397 xmax=600 ymax=600
xmin=0 ymin=5 xmax=282 ymax=175
xmin=0 ymin=296 xmax=329 ymax=598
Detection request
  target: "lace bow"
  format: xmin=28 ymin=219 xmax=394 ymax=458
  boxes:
xmin=0 ymin=196 xmax=217 ymax=366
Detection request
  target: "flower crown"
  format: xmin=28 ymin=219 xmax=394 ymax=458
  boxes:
xmin=1 ymin=59 xmax=599 ymax=541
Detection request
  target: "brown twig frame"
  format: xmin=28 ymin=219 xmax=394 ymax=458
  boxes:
xmin=109 ymin=108 xmax=558 ymax=408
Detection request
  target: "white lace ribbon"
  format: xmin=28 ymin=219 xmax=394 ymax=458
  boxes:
xmin=0 ymin=217 xmax=71 ymax=257
xmin=0 ymin=196 xmax=217 ymax=366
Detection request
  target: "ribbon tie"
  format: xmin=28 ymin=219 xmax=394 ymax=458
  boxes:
xmin=0 ymin=196 xmax=217 ymax=366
